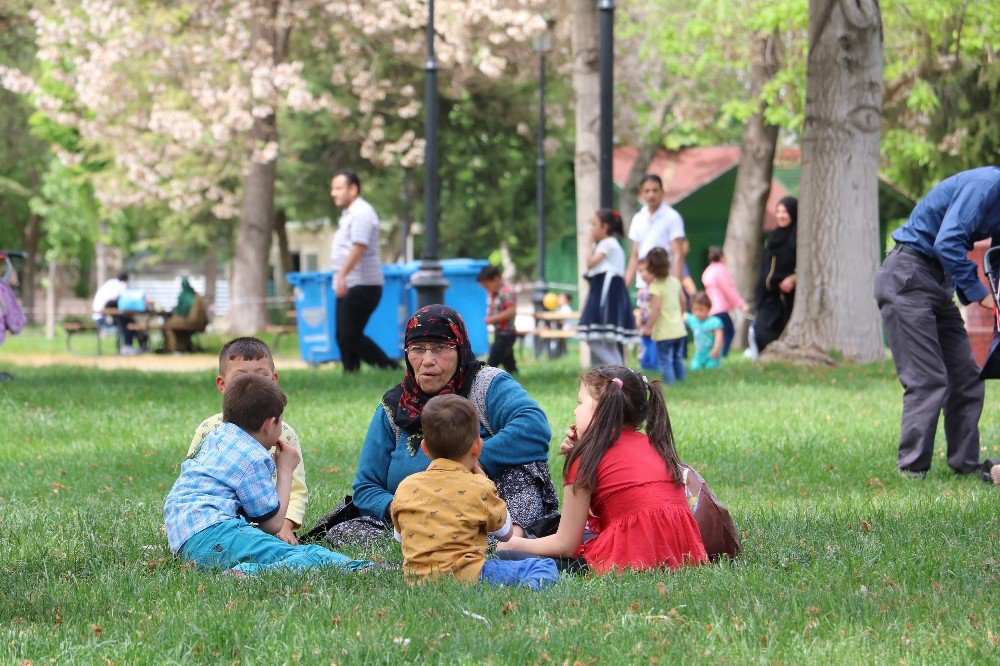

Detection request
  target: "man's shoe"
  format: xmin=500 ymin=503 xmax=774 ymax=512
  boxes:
xmin=898 ymin=468 xmax=927 ymax=479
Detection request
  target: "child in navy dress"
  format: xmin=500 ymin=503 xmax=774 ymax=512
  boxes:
xmin=576 ymin=209 xmax=637 ymax=366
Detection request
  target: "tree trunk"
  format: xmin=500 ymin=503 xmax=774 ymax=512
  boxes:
xmin=203 ymin=243 xmax=218 ymax=318
xmin=572 ymin=0 xmax=601 ymax=368
xmin=228 ymin=2 xmax=286 ymax=334
xmin=723 ymin=32 xmax=782 ymax=350
xmin=763 ymin=0 xmax=884 ymax=365
xmin=94 ymin=219 xmax=109 ymax=295
xmin=274 ymin=207 xmax=292 ymax=301
xmin=44 ymin=260 xmax=57 ymax=339
xmin=20 ymin=213 xmax=41 ymax=325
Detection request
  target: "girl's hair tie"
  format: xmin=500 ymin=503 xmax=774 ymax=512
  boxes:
xmin=611 ymin=377 xmax=623 ymax=387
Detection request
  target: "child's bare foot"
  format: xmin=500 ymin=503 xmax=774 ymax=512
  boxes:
xmin=225 ymin=568 xmax=249 ymax=579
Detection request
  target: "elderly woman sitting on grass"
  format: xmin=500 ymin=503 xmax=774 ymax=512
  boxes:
xmin=312 ymin=304 xmax=559 ymax=546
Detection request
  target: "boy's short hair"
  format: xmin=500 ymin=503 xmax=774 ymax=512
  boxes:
xmin=222 ymin=374 xmax=287 ymax=434
xmin=422 ymin=394 xmax=479 ymax=461
xmin=691 ymin=291 xmax=712 ymax=309
xmin=476 ymin=265 xmax=502 ymax=283
xmin=641 ymin=247 xmax=671 ymax=279
xmin=707 ymin=246 xmax=724 ymax=263
xmin=219 ymin=337 xmax=274 ymax=375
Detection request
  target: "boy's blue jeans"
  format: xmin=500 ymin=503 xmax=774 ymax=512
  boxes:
xmin=656 ymin=337 xmax=687 ymax=384
xmin=180 ymin=518 xmax=371 ymax=575
xmin=639 ymin=335 xmax=658 ymax=369
xmin=479 ymin=557 xmax=559 ymax=590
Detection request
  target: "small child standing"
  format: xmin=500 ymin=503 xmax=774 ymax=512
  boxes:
xmin=164 ymin=374 xmax=369 ymax=575
xmin=497 ymin=366 xmax=708 ymax=573
xmin=685 ymin=291 xmax=724 ymax=371
xmin=391 ymin=394 xmax=559 ymax=589
xmin=189 ymin=337 xmax=307 ymax=545
xmin=477 ymin=265 xmax=518 ymax=374
xmin=577 ymin=209 xmax=637 ymax=366
xmin=639 ymin=248 xmax=687 ymax=384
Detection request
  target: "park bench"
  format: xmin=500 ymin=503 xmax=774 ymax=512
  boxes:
xmin=63 ymin=319 xmax=115 ymax=355
xmin=265 ymin=309 xmax=298 ymax=358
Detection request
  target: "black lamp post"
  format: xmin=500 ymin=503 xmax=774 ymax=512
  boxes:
xmin=598 ymin=0 xmax=615 ymax=209
xmin=412 ymin=0 xmax=448 ymax=307
xmin=532 ymin=18 xmax=554 ymax=340
xmin=401 ymin=167 xmax=411 ymax=262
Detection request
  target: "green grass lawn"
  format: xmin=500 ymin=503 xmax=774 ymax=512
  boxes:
xmin=1 ymin=353 xmax=997 ymax=664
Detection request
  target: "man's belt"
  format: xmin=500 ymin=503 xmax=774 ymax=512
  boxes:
xmin=896 ymin=244 xmax=944 ymax=273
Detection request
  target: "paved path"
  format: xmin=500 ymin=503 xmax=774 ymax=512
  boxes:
xmin=3 ymin=353 xmax=315 ymax=373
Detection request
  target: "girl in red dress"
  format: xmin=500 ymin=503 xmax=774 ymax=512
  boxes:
xmin=498 ymin=366 xmax=707 ymax=573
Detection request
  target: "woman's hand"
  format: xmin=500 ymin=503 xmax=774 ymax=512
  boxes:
xmin=779 ymin=274 xmax=796 ymax=293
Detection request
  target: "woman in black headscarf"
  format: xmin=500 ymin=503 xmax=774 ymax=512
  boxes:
xmin=311 ymin=305 xmax=558 ymax=546
xmin=754 ymin=196 xmax=798 ymax=352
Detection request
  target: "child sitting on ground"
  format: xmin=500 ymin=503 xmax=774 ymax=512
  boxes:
xmin=189 ymin=337 xmax=307 ymax=545
xmin=497 ymin=366 xmax=708 ymax=573
xmin=685 ymin=291 xmax=724 ymax=371
xmin=477 ymin=265 xmax=518 ymax=374
xmin=390 ymin=394 xmax=559 ymax=589
xmin=164 ymin=374 xmax=370 ymax=575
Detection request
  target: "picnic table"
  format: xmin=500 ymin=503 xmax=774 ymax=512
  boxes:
xmin=533 ymin=310 xmax=578 ymax=359
xmin=65 ymin=308 xmax=170 ymax=355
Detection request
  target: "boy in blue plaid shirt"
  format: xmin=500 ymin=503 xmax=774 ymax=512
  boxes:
xmin=164 ymin=374 xmax=370 ymax=575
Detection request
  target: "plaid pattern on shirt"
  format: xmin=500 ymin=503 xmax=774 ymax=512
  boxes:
xmin=330 ymin=197 xmax=384 ymax=288
xmin=488 ymin=283 xmax=517 ymax=333
xmin=164 ymin=422 xmax=279 ymax=553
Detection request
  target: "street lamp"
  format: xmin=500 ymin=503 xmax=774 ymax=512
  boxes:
xmin=412 ymin=0 xmax=449 ymax=307
xmin=598 ymin=0 xmax=615 ymax=209
xmin=532 ymin=17 xmax=554 ymax=351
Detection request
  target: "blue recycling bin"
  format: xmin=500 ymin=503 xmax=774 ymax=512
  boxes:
xmin=405 ymin=259 xmax=490 ymax=356
xmin=287 ymin=266 xmax=412 ymax=364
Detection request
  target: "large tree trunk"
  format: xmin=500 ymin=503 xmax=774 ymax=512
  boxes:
xmin=20 ymin=213 xmax=41 ymax=325
xmin=274 ymin=207 xmax=292 ymax=301
xmin=763 ymin=0 xmax=884 ymax=365
xmin=44 ymin=260 xmax=57 ymax=339
xmin=572 ymin=0 xmax=601 ymax=367
xmin=228 ymin=2 xmax=286 ymax=334
xmin=723 ymin=31 xmax=782 ymax=350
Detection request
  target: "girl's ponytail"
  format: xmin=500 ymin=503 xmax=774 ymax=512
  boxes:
xmin=644 ymin=378 xmax=682 ymax=485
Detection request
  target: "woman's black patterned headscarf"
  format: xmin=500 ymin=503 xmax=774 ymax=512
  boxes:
xmin=381 ymin=305 xmax=483 ymax=439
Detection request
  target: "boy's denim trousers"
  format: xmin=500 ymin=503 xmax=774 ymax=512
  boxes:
xmin=180 ymin=517 xmax=371 ymax=575
xmin=479 ymin=556 xmax=559 ymax=590
xmin=656 ymin=337 xmax=687 ymax=384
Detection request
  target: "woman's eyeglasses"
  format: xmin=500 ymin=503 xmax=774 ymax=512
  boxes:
xmin=405 ymin=344 xmax=456 ymax=359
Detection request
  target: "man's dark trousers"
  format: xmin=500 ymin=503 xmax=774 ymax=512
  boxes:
xmin=336 ymin=285 xmax=395 ymax=372
xmin=874 ymin=246 xmax=983 ymax=473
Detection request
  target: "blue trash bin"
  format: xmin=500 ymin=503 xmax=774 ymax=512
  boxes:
xmin=404 ymin=259 xmax=490 ymax=356
xmin=287 ymin=267 xmax=411 ymax=365
xmin=287 ymin=271 xmax=337 ymax=365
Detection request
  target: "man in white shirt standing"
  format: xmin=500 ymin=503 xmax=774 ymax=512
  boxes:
xmin=624 ymin=174 xmax=688 ymax=289
xmin=329 ymin=170 xmax=400 ymax=373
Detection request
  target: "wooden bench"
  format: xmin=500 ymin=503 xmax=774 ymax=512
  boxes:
xmin=265 ymin=310 xmax=298 ymax=358
xmin=63 ymin=320 xmax=111 ymax=355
